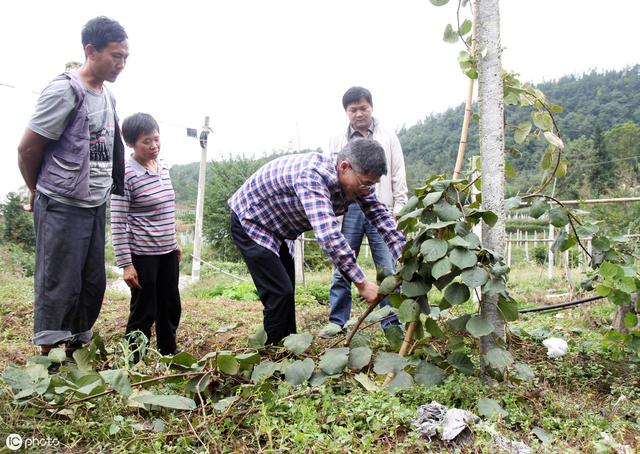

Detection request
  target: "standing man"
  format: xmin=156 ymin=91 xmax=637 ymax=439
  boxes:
xmin=319 ymin=86 xmax=408 ymax=338
xmin=228 ymin=139 xmax=406 ymax=345
xmin=17 ymin=17 xmax=129 ymax=361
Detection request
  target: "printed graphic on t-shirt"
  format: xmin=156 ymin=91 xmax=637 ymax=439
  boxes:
xmin=90 ymin=125 xmax=114 ymax=161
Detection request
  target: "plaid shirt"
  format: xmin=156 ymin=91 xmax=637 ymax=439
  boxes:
xmin=228 ymin=152 xmax=405 ymax=283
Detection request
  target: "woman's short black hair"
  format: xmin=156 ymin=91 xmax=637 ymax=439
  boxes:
xmin=121 ymin=113 xmax=160 ymax=146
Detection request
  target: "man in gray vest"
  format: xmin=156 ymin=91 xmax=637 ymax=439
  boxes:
xmin=17 ymin=17 xmax=129 ymax=366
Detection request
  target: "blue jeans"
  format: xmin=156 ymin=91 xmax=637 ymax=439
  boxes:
xmin=329 ymin=204 xmax=399 ymax=329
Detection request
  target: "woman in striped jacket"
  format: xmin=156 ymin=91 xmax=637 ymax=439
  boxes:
xmin=111 ymin=113 xmax=181 ymax=362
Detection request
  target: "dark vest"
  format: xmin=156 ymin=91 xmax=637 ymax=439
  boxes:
xmin=36 ymin=71 xmax=124 ymax=200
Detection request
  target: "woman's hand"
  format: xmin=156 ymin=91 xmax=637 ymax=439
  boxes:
xmin=123 ymin=264 xmax=141 ymax=289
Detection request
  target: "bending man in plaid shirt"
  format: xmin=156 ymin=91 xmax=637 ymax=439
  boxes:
xmin=228 ymin=138 xmax=406 ymax=345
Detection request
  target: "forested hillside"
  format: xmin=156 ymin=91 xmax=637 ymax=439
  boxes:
xmin=172 ymin=65 xmax=640 ymax=205
xmin=399 ymin=65 xmax=640 ymax=194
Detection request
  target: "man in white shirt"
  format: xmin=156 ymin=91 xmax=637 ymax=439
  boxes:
xmin=319 ymin=86 xmax=408 ymax=338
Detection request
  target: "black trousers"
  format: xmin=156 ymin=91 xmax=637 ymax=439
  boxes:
xmin=126 ymin=250 xmax=181 ymax=355
xmin=230 ymin=212 xmax=296 ymax=345
xmin=33 ymin=193 xmax=106 ymax=346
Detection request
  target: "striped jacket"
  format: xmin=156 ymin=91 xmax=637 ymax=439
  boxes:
xmin=110 ymin=158 xmax=178 ymax=267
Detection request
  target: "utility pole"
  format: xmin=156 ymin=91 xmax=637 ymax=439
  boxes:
xmin=192 ymin=116 xmax=212 ymax=282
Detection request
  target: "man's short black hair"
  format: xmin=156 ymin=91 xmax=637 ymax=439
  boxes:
xmin=122 ymin=113 xmax=159 ymax=146
xmin=342 ymin=86 xmax=373 ymax=110
xmin=81 ymin=16 xmax=127 ymax=52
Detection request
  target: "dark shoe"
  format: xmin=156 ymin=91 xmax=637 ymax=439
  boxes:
xmin=47 ymin=357 xmax=74 ymax=374
xmin=65 ymin=341 xmax=83 ymax=359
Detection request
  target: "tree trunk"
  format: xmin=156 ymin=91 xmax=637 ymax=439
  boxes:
xmin=476 ymin=0 xmax=507 ymax=372
xmin=612 ymin=293 xmax=638 ymax=333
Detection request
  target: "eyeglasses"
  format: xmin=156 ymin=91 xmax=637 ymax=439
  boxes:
xmin=349 ymin=165 xmax=376 ymax=189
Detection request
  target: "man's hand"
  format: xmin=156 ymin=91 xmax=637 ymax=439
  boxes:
xmin=176 ymin=246 xmax=183 ymax=262
xmin=123 ymin=264 xmax=141 ymax=289
xmin=355 ymin=280 xmax=381 ymax=306
xmin=22 ymin=190 xmax=35 ymax=212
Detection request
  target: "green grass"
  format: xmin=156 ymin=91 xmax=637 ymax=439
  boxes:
xmin=0 ymin=261 xmax=638 ymax=452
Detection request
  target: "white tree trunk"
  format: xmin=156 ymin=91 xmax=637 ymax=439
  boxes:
xmin=476 ymin=0 xmax=507 ymax=367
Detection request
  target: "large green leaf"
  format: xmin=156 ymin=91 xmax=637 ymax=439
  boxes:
xmin=379 ymin=275 xmax=399 ymax=295
xmin=497 ymin=297 xmax=519 ymax=321
xmin=424 ymin=318 xmax=444 ymax=338
xmin=514 ymin=121 xmax=532 ymax=144
xmin=443 ymin=282 xmax=470 ymax=305
xmin=251 ymin=361 xmax=277 ymax=383
xmin=461 ymin=267 xmax=489 ymax=287
xmin=48 ymin=348 xmax=66 ymax=363
xmin=235 ymin=352 xmax=261 ymax=369
xmin=624 ymin=313 xmax=638 ymax=329
xmin=213 ymin=395 xmax=239 ymax=412
xmin=99 ymin=369 xmax=132 ymax=398
xmin=448 ymin=314 xmax=471 ymax=332
xmin=531 ymin=111 xmax=553 ymax=131
xmin=448 ymin=236 xmax=471 ymax=249
xmin=529 ymin=198 xmax=549 ymax=219
xmin=398 ymin=195 xmax=419 ymax=216
xmin=514 ymin=363 xmax=535 ymax=382
xmin=434 ymin=201 xmax=462 ymax=222
xmin=414 ymin=361 xmax=446 ymax=387
xmin=446 ymin=352 xmax=474 ymax=375
xmin=466 ymin=316 xmax=494 ymax=337
xmin=353 ymin=373 xmax=378 ymax=392
xmin=217 ymin=354 xmax=240 ymax=375
xmin=398 ymin=299 xmax=420 ymax=323
xmin=384 ymin=326 xmax=404 ymax=349
xmin=477 ymin=398 xmax=508 ymax=418
xmin=401 ymin=279 xmax=430 ymax=298
xmin=543 ymin=131 xmax=564 ymax=149
xmin=449 ymin=248 xmax=477 ymax=270
xmin=420 ymin=239 xmax=448 ymax=262
xmin=348 ymin=346 xmax=372 ymax=370
xmin=547 ymin=207 xmax=569 ymax=227
xmin=399 ymin=257 xmax=418 ymax=281
xmin=318 ymin=348 xmax=349 ymax=375
xmin=480 ymin=211 xmax=498 ymax=227
xmin=248 ymin=326 xmax=267 ymax=347
xmin=459 ymin=19 xmax=472 ymax=36
xmin=432 ymin=257 xmax=452 ymax=280
xmin=483 ymin=277 xmax=507 ymax=296
xmin=283 ymin=333 xmax=313 ymax=355
xmin=130 ymin=394 xmax=197 ymax=411
xmin=163 ymin=351 xmax=198 ymax=370
xmin=386 ymin=371 xmax=414 ymax=392
xmin=443 ymin=24 xmax=458 ymax=43
xmin=373 ymin=352 xmax=408 ymax=375
xmin=484 ymin=348 xmax=513 ymax=372
xmin=464 ymin=232 xmax=481 ymax=249
xmin=422 ymin=191 xmax=443 ymax=207
xmin=504 ymin=196 xmax=522 ymax=211
xmin=284 ymin=359 xmax=314 ymax=386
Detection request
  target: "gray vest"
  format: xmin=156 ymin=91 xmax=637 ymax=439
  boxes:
xmin=36 ymin=72 xmax=124 ymax=200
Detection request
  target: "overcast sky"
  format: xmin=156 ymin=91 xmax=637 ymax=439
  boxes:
xmin=1 ymin=0 xmax=638 ymax=200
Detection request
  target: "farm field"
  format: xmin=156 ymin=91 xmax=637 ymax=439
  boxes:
xmin=1 ymin=264 xmax=638 ymax=453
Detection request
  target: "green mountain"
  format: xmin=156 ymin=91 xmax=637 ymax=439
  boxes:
xmin=399 ymin=65 xmax=640 ymax=193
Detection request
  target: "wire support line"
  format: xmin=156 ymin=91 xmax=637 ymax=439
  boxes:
xmin=190 ymin=255 xmax=249 ymax=282
xmin=518 ymin=294 xmax=604 ymax=313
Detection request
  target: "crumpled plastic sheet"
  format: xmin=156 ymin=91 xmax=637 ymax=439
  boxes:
xmin=412 ymin=400 xmax=532 ymax=454
xmin=412 ymin=401 xmax=478 ymax=441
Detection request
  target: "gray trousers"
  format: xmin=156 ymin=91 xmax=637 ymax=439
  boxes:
xmin=32 ymin=193 xmax=106 ymax=346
